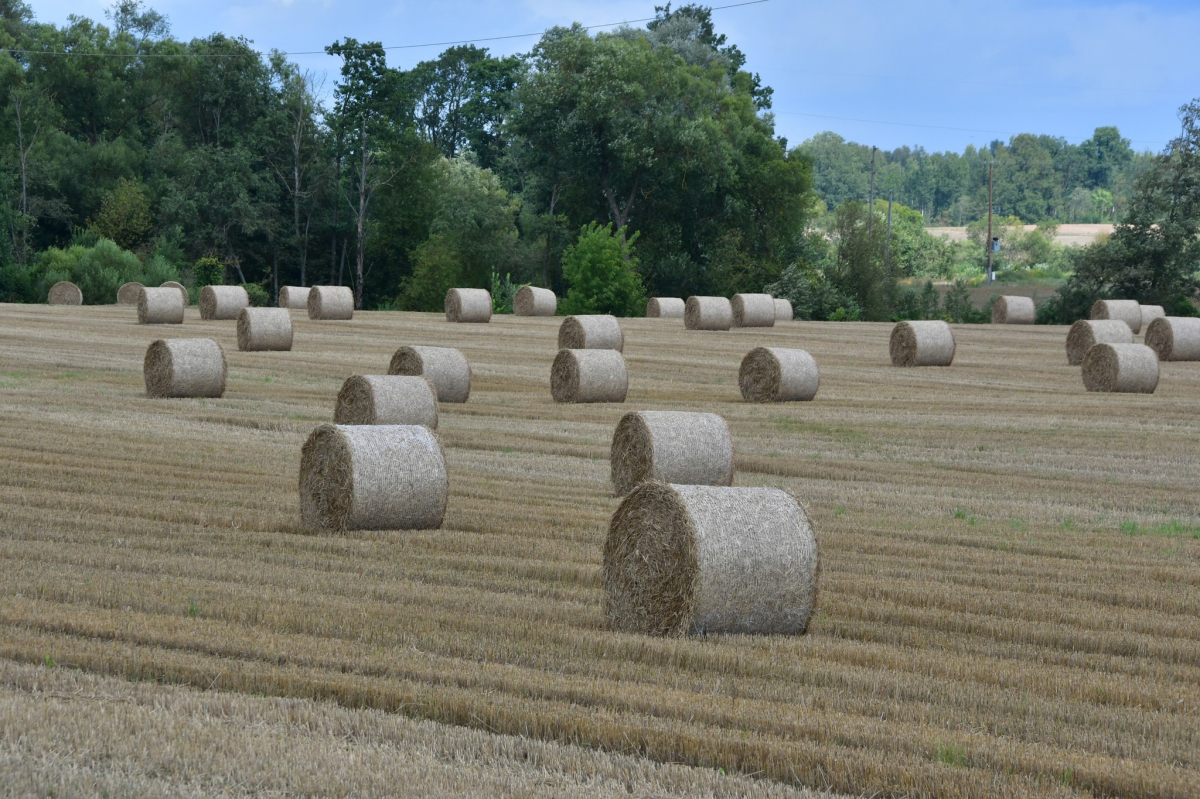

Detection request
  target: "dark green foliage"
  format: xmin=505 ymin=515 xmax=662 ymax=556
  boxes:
xmin=26 ymin=238 xmax=178 ymax=304
xmin=559 ymin=223 xmax=645 ymax=317
xmin=941 ymin=280 xmax=987 ymax=323
xmin=241 ymin=283 xmax=269 ymax=307
xmin=192 ymin=257 xmax=224 ymax=288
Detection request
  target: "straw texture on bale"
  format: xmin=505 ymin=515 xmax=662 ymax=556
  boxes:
xmin=513 ymin=285 xmax=557 ymax=316
xmin=137 ymin=287 xmax=185 ymax=325
xmin=1091 ymin=299 xmax=1143 ymax=334
xmin=646 ymin=297 xmax=685 ymax=318
xmin=117 ymin=281 xmax=143 ymax=305
xmin=334 ymin=375 xmax=438 ymax=428
xmin=610 ymin=411 xmax=733 ymax=497
xmin=1065 ymin=319 xmax=1133 ymax=366
xmin=551 ymin=349 xmax=628 ymax=403
xmin=47 ymin=281 xmax=82 ymax=306
xmin=199 ymin=285 xmax=249 ymax=320
xmin=1082 ymin=343 xmax=1159 ymax=393
xmin=557 ymin=315 xmax=624 ymax=352
xmin=731 ymin=293 xmax=776 ymax=328
xmin=603 ymin=483 xmax=819 ymax=636
xmin=991 ymin=295 xmax=1035 ymax=324
xmin=444 ymin=288 xmax=492 ymax=323
xmin=278 ymin=286 xmax=310 ymax=309
xmin=684 ymin=296 xmax=733 ymax=331
xmin=307 ymin=285 xmax=354 ymax=320
xmin=237 ymin=307 xmax=293 ymax=351
xmin=299 ymin=424 xmax=447 ymax=532
xmin=1145 ymin=316 xmax=1200 ymax=361
xmin=143 ymin=338 xmax=227 ymax=399
xmin=161 ymin=281 xmax=189 ymax=305
xmin=739 ymin=347 xmax=819 ymax=402
xmin=889 ymin=320 xmax=955 ymax=367
xmin=1140 ymin=304 xmax=1166 ymax=331
xmin=774 ymin=298 xmax=794 ymax=322
xmin=388 ymin=346 xmax=471 ymax=403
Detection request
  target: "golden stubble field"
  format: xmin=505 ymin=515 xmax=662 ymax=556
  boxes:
xmin=1 ymin=303 xmax=1198 ymax=798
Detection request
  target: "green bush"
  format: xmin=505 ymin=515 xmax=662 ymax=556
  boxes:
xmin=241 ymin=283 xmax=270 ymax=307
xmin=762 ymin=263 xmax=857 ymax=321
xmin=33 ymin=239 xmax=179 ymax=304
xmin=400 ymin=233 xmax=462 ymax=312
xmin=559 ymin=223 xmax=645 ymax=317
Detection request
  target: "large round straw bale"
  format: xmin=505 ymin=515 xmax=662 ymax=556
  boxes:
xmin=143 ymin=338 xmax=227 ymax=398
xmin=551 ymin=349 xmax=628 ymax=403
xmin=1144 ymin=316 xmax=1200 ymax=361
xmin=307 ymin=285 xmax=354 ymax=320
xmin=647 ymin=297 xmax=685 ymax=318
xmin=445 ymin=288 xmax=492 ymax=323
xmin=138 ymin=287 xmax=185 ymax=325
xmin=199 ymin=285 xmax=249 ymax=320
xmin=299 ymin=424 xmax=447 ymax=532
xmin=739 ymin=347 xmax=819 ymax=402
xmin=774 ymin=298 xmax=794 ymax=322
xmin=117 ymin=282 xmax=144 ymax=305
xmin=889 ymin=320 xmax=955 ymax=367
xmin=558 ymin=315 xmax=624 ymax=352
xmin=1065 ymin=319 xmax=1133 ymax=365
xmin=610 ymin=411 xmax=733 ymax=497
xmin=1091 ymin=299 xmax=1143 ymax=334
xmin=1140 ymin=304 xmax=1166 ymax=331
xmin=278 ymin=285 xmax=310 ymax=309
xmin=334 ymin=375 xmax=438 ymax=428
xmin=47 ymin=281 xmax=82 ymax=306
xmin=603 ymin=483 xmax=819 ymax=636
xmin=161 ymin=281 xmax=189 ymax=305
xmin=1082 ymin=343 xmax=1159 ymax=393
xmin=513 ymin=285 xmax=557 ymax=316
xmin=731 ymin=293 xmax=776 ymax=328
xmin=389 ymin=345 xmax=471 ymax=403
xmin=237 ymin=307 xmax=293 ymax=351
xmin=684 ymin=296 xmax=733 ymax=331
xmin=991 ymin=295 xmax=1035 ymax=324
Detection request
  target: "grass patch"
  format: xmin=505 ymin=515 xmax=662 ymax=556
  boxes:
xmin=1121 ymin=519 xmax=1200 ymax=539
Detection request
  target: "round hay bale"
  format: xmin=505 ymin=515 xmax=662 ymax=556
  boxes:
xmin=991 ymin=295 xmax=1035 ymax=324
xmin=739 ymin=347 xmax=819 ymax=402
xmin=307 ymin=285 xmax=354 ymax=320
xmin=774 ymin=298 xmax=794 ymax=322
xmin=334 ymin=375 xmax=438 ymax=428
xmin=603 ymin=483 xmax=819 ymax=636
xmin=161 ymin=281 xmax=189 ymax=306
xmin=684 ymin=296 xmax=732 ymax=331
xmin=1091 ymin=299 xmax=1143 ymax=334
xmin=1082 ymin=343 xmax=1159 ymax=393
xmin=610 ymin=411 xmax=733 ymax=497
xmin=513 ymin=285 xmax=557 ymax=316
xmin=47 ymin=281 xmax=82 ymax=306
xmin=299 ymin=424 xmax=447 ymax=532
xmin=889 ymin=320 xmax=955 ymax=367
xmin=731 ymin=293 xmax=776 ymax=328
xmin=143 ymin=338 xmax=227 ymax=398
xmin=1145 ymin=316 xmax=1200 ymax=361
xmin=117 ymin=282 xmax=144 ymax=305
xmin=1065 ymin=319 xmax=1133 ymax=366
xmin=551 ymin=349 xmax=628 ymax=403
xmin=137 ymin=287 xmax=185 ymax=325
xmin=199 ymin=285 xmax=249 ymax=320
xmin=445 ymin=288 xmax=492 ymax=323
xmin=557 ymin=315 xmax=624 ymax=352
xmin=237 ymin=307 xmax=293 ymax=351
xmin=388 ymin=346 xmax=471 ymax=403
xmin=647 ymin=297 xmax=685 ymax=318
xmin=278 ymin=286 xmax=310 ymax=309
xmin=1140 ymin=304 xmax=1166 ymax=331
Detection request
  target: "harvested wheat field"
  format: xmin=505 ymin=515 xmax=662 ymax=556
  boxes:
xmin=1 ymin=303 xmax=1199 ymax=798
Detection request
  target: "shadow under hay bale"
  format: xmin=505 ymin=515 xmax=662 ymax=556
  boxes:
xmin=684 ymin=296 xmax=732 ymax=331
xmin=647 ymin=297 xmax=685 ymax=318
xmin=1091 ymin=299 xmax=1143 ymax=334
xmin=143 ymin=338 xmax=227 ymax=398
xmin=389 ymin=346 xmax=471 ymax=403
xmin=513 ymin=285 xmax=556 ymax=316
xmin=307 ymin=286 xmax=354 ymax=320
xmin=991 ymin=295 xmax=1035 ymax=324
xmin=445 ymin=288 xmax=491 ymax=323
xmin=889 ymin=320 xmax=955 ymax=367
xmin=161 ymin=281 xmax=189 ymax=305
xmin=739 ymin=347 xmax=819 ymax=402
xmin=237 ymin=307 xmax=293 ymax=351
xmin=610 ymin=411 xmax=733 ymax=497
xmin=1145 ymin=316 xmax=1200 ymax=361
xmin=47 ymin=281 xmax=81 ymax=306
xmin=1140 ymin=304 xmax=1166 ymax=331
xmin=138 ymin=287 xmax=185 ymax=325
xmin=1082 ymin=343 xmax=1159 ymax=393
xmin=558 ymin=315 xmax=624 ymax=352
xmin=278 ymin=286 xmax=310 ymax=309
xmin=1066 ymin=319 xmax=1132 ymax=366
xmin=199 ymin=285 xmax=249 ymax=320
xmin=731 ymin=293 xmax=775 ymax=328
xmin=117 ymin=282 xmax=143 ymax=305
xmin=334 ymin=375 xmax=438 ymax=428
xmin=551 ymin=349 xmax=628 ymax=403
xmin=774 ymin=298 xmax=793 ymax=322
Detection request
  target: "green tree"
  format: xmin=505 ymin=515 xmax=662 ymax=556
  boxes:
xmin=559 ymin=222 xmax=645 ymax=317
xmin=89 ymin=177 xmax=152 ymax=250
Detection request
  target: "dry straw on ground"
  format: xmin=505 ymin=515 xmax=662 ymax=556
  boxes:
xmin=731 ymin=293 xmax=776 ymax=328
xmin=46 ymin=281 xmax=81 ymax=306
xmin=445 ymin=288 xmax=492 ymax=323
xmin=610 ymin=411 xmax=733 ymax=497
xmin=739 ymin=347 xmax=819 ymax=402
xmin=684 ymin=296 xmax=732 ymax=330
xmin=1082 ymin=343 xmax=1159 ymax=393
xmin=889 ymin=320 xmax=955 ymax=366
xmin=513 ymin=286 xmax=557 ymax=316
xmin=647 ymin=297 xmax=685 ymax=318
xmin=142 ymin=338 xmax=226 ymax=398
xmin=307 ymin=286 xmax=354 ymax=320
xmin=237 ymin=307 xmax=293 ymax=351
xmin=161 ymin=281 xmax=189 ymax=305
xmin=389 ymin=346 xmax=471 ymax=403
xmin=334 ymin=375 xmax=438 ymax=428
xmin=199 ymin=285 xmax=249 ymax=320
xmin=117 ymin=281 xmax=143 ymax=305
xmin=278 ymin=286 xmax=310 ymax=309
xmin=991 ymin=295 xmax=1035 ymax=324
xmin=551 ymin=349 xmax=628 ymax=403
xmin=1140 ymin=304 xmax=1166 ymax=331
xmin=774 ymin=298 xmax=794 ymax=322
xmin=558 ymin=315 xmax=624 ymax=351
xmin=603 ymin=483 xmax=819 ymax=636
xmin=1145 ymin=316 xmax=1200 ymax=361
xmin=1065 ymin=319 xmax=1133 ymax=365
xmin=299 ymin=423 xmax=447 ymax=532
xmin=1091 ymin=299 xmax=1143 ymax=334
xmin=137 ymin=287 xmax=185 ymax=325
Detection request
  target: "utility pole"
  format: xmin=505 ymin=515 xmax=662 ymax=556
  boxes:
xmin=867 ymin=145 xmax=877 ymax=239
xmin=885 ymin=190 xmax=894 ymax=277
xmin=986 ymin=162 xmax=994 ymax=285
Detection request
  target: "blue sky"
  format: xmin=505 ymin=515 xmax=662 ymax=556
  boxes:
xmin=28 ymin=0 xmax=1200 ymax=154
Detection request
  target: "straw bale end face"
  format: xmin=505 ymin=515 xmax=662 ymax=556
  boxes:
xmin=610 ymin=411 xmax=733 ymax=497
xmin=551 ymin=349 xmax=628 ymax=403
xmin=47 ymin=281 xmax=83 ymax=306
xmin=991 ymin=295 xmax=1035 ymax=324
xmin=237 ymin=307 xmax=294 ymax=351
xmin=1082 ymin=343 xmax=1159 ymax=393
xmin=889 ymin=321 xmax=955 ymax=367
xmin=739 ymin=347 xmax=818 ymax=402
xmin=143 ymin=338 xmax=227 ymax=398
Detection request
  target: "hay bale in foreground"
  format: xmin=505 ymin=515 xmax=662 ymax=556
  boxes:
xmin=551 ymin=349 xmax=627 ymax=403
xmin=278 ymin=286 xmax=310 ymax=309
xmin=610 ymin=411 xmax=733 ymax=497
xmin=889 ymin=320 xmax=955 ymax=367
xmin=334 ymin=375 xmax=438 ymax=428
xmin=445 ymin=288 xmax=492 ymax=323
xmin=199 ymin=285 xmax=249 ymax=320
xmin=299 ymin=424 xmax=447 ymax=532
xmin=684 ymin=296 xmax=732 ymax=331
xmin=117 ymin=282 xmax=143 ymax=305
xmin=1082 ymin=343 xmax=1159 ymax=393
xmin=739 ymin=347 xmax=819 ymax=402
xmin=1091 ymin=299 xmax=1143 ymax=334
xmin=161 ymin=281 xmax=189 ymax=306
xmin=991 ymin=295 xmax=1035 ymax=324
xmin=1140 ymin=304 xmax=1166 ymax=331
xmin=143 ymin=338 xmax=226 ymax=398
xmin=1145 ymin=316 xmax=1200 ymax=361
xmin=237 ymin=307 xmax=293 ymax=351
xmin=731 ymin=293 xmax=775 ymax=328
xmin=513 ymin=285 xmax=556 ymax=316
xmin=389 ymin=346 xmax=471 ymax=403
xmin=47 ymin=281 xmax=82 ymax=306
xmin=1065 ymin=319 xmax=1132 ymax=365
xmin=558 ymin=315 xmax=624 ymax=351
xmin=307 ymin=285 xmax=354 ymax=320
xmin=138 ymin=287 xmax=185 ymax=325
xmin=774 ymin=298 xmax=794 ymax=322
xmin=603 ymin=483 xmax=819 ymax=636
xmin=647 ymin=297 xmax=685 ymax=318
